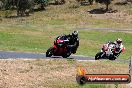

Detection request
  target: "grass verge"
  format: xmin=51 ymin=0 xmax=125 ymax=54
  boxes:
xmin=0 ymin=24 xmax=131 ymax=59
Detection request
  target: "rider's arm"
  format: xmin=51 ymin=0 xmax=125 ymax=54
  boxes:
xmin=119 ymin=44 xmax=124 ymax=52
xmin=75 ymin=38 xmax=79 ymax=46
xmin=56 ymin=36 xmax=60 ymax=40
xmin=63 ymin=35 xmax=70 ymax=44
xmin=64 ymin=39 xmax=69 ymax=42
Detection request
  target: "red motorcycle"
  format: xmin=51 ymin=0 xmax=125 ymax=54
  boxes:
xmin=46 ymin=36 xmax=71 ymax=58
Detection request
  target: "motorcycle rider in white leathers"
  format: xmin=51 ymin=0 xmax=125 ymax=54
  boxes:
xmin=106 ymin=38 xmax=125 ymax=58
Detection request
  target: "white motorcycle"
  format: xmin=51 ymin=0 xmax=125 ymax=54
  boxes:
xmin=95 ymin=43 xmax=116 ymax=60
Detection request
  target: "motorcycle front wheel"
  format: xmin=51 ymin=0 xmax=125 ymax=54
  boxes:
xmin=95 ymin=52 xmax=103 ymax=60
xmin=46 ymin=47 xmax=54 ymax=57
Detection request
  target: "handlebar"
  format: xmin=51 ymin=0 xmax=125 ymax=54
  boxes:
xmin=64 ymin=40 xmax=69 ymax=42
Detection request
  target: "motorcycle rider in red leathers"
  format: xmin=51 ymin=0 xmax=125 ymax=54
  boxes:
xmin=55 ymin=31 xmax=79 ymax=54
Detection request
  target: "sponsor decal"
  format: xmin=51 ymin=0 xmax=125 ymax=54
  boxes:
xmin=76 ymin=67 xmax=131 ymax=84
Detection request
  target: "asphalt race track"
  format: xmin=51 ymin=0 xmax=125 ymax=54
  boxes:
xmin=0 ymin=51 xmax=130 ymax=63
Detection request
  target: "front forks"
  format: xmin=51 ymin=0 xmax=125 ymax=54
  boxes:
xmin=100 ymin=49 xmax=105 ymax=58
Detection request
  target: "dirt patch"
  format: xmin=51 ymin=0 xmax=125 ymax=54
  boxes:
xmin=88 ymin=9 xmax=132 ymax=23
xmin=0 ymin=59 xmax=76 ymax=88
xmin=77 ymin=60 xmax=129 ymax=74
xmin=0 ymin=59 xmax=131 ymax=88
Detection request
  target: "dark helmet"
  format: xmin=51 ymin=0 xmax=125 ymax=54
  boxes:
xmin=72 ymin=31 xmax=78 ymax=37
xmin=116 ymin=38 xmax=122 ymax=44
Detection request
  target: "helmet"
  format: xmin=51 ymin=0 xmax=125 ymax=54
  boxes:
xmin=116 ymin=38 xmax=122 ymax=44
xmin=72 ymin=30 xmax=78 ymax=37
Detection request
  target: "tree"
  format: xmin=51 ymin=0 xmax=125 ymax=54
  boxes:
xmin=54 ymin=0 xmax=65 ymax=5
xmin=17 ymin=0 xmax=29 ymax=16
xmin=34 ymin=0 xmax=49 ymax=9
xmin=2 ymin=0 xmax=49 ymax=16
xmin=95 ymin=0 xmax=112 ymax=11
xmin=0 ymin=0 xmax=4 ymax=9
xmin=89 ymin=0 xmax=93 ymax=5
xmin=126 ymin=0 xmax=132 ymax=3
xmin=3 ymin=0 xmax=33 ymax=16
xmin=76 ymin=0 xmax=93 ymax=5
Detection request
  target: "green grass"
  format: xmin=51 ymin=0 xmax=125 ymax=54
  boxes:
xmin=0 ymin=23 xmax=131 ymax=59
xmin=65 ymin=84 xmax=107 ymax=88
xmin=77 ymin=30 xmax=132 ymax=59
xmin=65 ymin=83 xmax=125 ymax=88
xmin=0 ymin=0 xmax=132 ymax=59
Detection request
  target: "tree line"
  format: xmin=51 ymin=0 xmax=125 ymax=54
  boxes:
xmin=0 ymin=0 xmax=131 ymax=17
xmin=0 ymin=0 xmax=65 ymax=16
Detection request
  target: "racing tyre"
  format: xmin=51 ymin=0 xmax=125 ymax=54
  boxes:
xmin=95 ymin=52 xmax=103 ymax=60
xmin=46 ymin=47 xmax=53 ymax=57
xmin=109 ymin=55 xmax=116 ymax=60
xmin=62 ymin=53 xmax=71 ymax=58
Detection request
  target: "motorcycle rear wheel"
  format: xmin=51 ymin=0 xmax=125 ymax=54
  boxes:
xmin=62 ymin=53 xmax=71 ymax=58
xmin=46 ymin=47 xmax=54 ymax=57
xmin=109 ymin=55 xmax=116 ymax=60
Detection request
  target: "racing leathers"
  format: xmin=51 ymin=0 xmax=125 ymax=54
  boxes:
xmin=66 ymin=34 xmax=79 ymax=54
xmin=106 ymin=41 xmax=125 ymax=57
xmin=55 ymin=34 xmax=79 ymax=54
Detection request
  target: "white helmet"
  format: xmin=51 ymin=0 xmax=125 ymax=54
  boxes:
xmin=116 ymin=38 xmax=122 ymax=44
